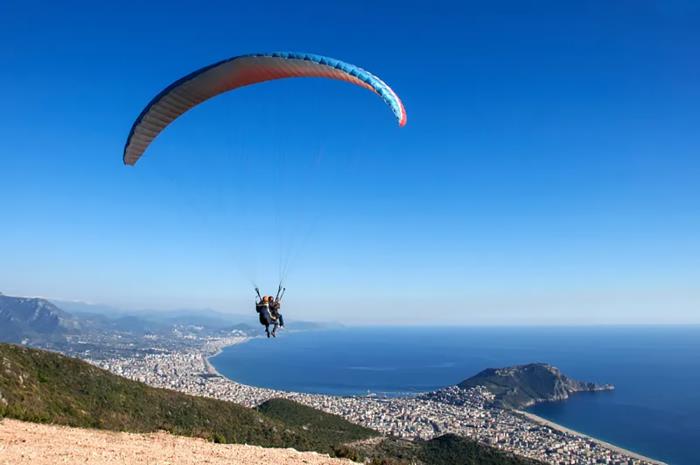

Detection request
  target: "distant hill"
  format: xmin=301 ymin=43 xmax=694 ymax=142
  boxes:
xmin=0 ymin=294 xmax=159 ymax=344
xmin=51 ymin=299 xmax=251 ymax=330
xmin=418 ymin=434 xmax=545 ymax=465
xmin=256 ymin=398 xmax=378 ymax=447
xmin=0 ymin=295 xmax=79 ymax=343
xmin=0 ymin=293 xmax=334 ymax=346
xmin=49 ymin=299 xmax=127 ymax=317
xmin=343 ymin=434 xmax=545 ymax=465
xmin=0 ymin=294 xmax=257 ymax=351
xmin=50 ymin=297 xmax=336 ymax=332
xmin=458 ymin=363 xmax=614 ymax=409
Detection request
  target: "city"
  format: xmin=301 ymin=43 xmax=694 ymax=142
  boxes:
xmin=91 ymin=335 xmax=661 ymax=465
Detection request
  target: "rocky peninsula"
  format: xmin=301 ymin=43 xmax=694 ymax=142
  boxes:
xmin=457 ymin=363 xmax=614 ymax=409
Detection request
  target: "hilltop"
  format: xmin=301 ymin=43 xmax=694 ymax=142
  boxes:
xmin=0 ymin=418 xmax=356 ymax=465
xmin=457 ymin=363 xmax=614 ymax=409
xmin=256 ymin=398 xmax=378 ymax=446
xmin=344 ymin=434 xmax=545 ymax=465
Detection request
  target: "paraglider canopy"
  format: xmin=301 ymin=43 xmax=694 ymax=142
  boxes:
xmin=123 ymin=52 xmax=407 ymax=166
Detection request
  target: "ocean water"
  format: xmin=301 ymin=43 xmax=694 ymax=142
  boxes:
xmin=211 ymin=326 xmax=700 ymax=465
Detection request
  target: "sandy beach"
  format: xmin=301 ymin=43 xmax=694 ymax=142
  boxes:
xmin=516 ymin=410 xmax=667 ymax=465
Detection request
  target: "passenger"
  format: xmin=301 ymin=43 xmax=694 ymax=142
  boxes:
xmin=269 ymin=297 xmax=284 ymax=335
xmin=255 ymin=295 xmax=275 ymax=338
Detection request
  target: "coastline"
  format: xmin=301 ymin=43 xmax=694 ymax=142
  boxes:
xmin=204 ymin=336 xmax=667 ymax=465
xmin=516 ymin=410 xmax=667 ymax=465
xmin=94 ymin=333 xmax=667 ymax=465
xmin=201 ymin=335 xmax=252 ymax=376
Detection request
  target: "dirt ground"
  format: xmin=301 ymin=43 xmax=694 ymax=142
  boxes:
xmin=0 ymin=418 xmax=359 ymax=465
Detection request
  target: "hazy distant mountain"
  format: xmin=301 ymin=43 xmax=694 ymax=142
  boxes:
xmin=51 ymin=299 xmax=341 ymax=331
xmin=289 ymin=320 xmax=343 ymax=330
xmin=0 ymin=294 xmax=166 ymax=345
xmin=158 ymin=310 xmax=249 ymax=328
xmin=1 ymin=293 xmax=330 ymax=350
xmin=51 ymin=299 xmax=250 ymax=329
xmin=50 ymin=300 xmax=129 ymax=317
xmin=458 ymin=363 xmax=614 ymax=409
xmin=0 ymin=294 xmax=80 ymax=343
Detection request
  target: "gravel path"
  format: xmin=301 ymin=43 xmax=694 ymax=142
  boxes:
xmin=0 ymin=419 xmax=358 ymax=465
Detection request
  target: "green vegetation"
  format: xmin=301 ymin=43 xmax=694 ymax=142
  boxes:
xmin=419 ymin=434 xmax=544 ymax=465
xmin=344 ymin=435 xmax=545 ymax=465
xmin=0 ymin=343 xmax=371 ymax=452
xmin=256 ymin=398 xmax=378 ymax=446
xmin=337 ymin=437 xmax=419 ymax=464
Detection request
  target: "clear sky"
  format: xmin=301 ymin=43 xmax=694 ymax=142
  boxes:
xmin=1 ymin=0 xmax=699 ymax=324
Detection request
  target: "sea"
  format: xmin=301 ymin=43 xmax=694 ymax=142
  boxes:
xmin=210 ymin=326 xmax=700 ymax=465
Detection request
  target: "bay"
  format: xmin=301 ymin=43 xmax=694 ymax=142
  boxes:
xmin=211 ymin=326 xmax=700 ymax=465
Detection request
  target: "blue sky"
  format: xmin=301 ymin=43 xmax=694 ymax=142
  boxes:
xmin=1 ymin=0 xmax=699 ymax=324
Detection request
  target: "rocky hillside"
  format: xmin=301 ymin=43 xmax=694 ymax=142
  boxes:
xmin=458 ymin=363 xmax=614 ymax=409
xmin=0 ymin=294 xmax=80 ymax=343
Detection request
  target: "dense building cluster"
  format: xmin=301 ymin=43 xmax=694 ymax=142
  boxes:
xmin=92 ymin=337 xmax=661 ymax=465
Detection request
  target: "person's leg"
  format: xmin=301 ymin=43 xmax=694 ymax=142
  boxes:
xmin=278 ymin=314 xmax=285 ymax=327
xmin=261 ymin=310 xmax=272 ymax=329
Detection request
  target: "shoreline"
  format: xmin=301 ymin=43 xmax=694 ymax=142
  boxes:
xmin=516 ymin=410 xmax=667 ymax=465
xmin=202 ymin=336 xmax=252 ymax=377
xmin=202 ymin=335 xmax=667 ymax=465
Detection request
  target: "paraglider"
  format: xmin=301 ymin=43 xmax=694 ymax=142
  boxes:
xmin=123 ymin=51 xmax=407 ymax=166
xmin=123 ymin=51 xmax=406 ymax=336
xmin=255 ymin=287 xmax=285 ymax=338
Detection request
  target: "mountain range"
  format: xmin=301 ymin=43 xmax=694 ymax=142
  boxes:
xmin=0 ymin=294 xmax=80 ymax=343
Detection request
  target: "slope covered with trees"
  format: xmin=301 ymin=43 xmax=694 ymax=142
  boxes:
xmin=0 ymin=343 xmax=367 ymax=452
